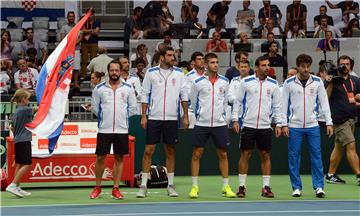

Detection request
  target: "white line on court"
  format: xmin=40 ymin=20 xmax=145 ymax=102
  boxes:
xmin=2 ymin=199 xmax=359 ymax=208
xmin=51 ymin=210 xmax=360 ymax=216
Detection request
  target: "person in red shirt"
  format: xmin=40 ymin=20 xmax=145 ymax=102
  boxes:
xmin=206 ymin=32 xmax=228 ymax=52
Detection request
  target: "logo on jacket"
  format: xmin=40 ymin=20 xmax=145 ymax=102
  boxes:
xmin=219 ymin=87 xmax=224 ymax=94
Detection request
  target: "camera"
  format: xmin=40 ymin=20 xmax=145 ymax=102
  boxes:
xmin=322 ymin=60 xmax=347 ymax=84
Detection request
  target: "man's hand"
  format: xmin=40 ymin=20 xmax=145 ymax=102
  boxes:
xmin=282 ymin=126 xmax=289 ymax=137
xmin=327 ymin=125 xmax=334 ymax=137
xmin=233 ymin=121 xmax=240 ymax=134
xmin=141 ymin=115 xmax=148 ymax=129
xmin=275 ymin=126 xmax=282 ymax=137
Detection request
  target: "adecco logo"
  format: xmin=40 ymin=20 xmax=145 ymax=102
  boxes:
xmin=80 ymin=138 xmax=97 ymax=149
xmin=61 ymin=125 xmax=78 ymax=135
xmin=38 ymin=139 xmax=57 ymax=149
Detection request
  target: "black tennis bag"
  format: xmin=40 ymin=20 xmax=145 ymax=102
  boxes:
xmin=135 ymin=165 xmax=168 ymax=188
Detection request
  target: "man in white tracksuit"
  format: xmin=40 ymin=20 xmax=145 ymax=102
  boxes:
xmin=119 ymin=56 xmax=142 ymax=115
xmin=281 ymin=54 xmax=333 ymax=198
xmin=232 ymin=56 xmax=283 ymax=198
xmin=90 ymin=60 xmax=137 ymax=200
xmin=137 ymin=47 xmax=189 ymax=198
xmin=188 ymin=52 xmax=236 ymax=199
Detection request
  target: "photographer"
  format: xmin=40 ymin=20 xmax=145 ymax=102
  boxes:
xmin=325 ymin=55 xmax=360 ymax=185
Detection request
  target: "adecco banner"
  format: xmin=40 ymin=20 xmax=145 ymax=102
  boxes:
xmin=31 ymin=122 xmax=98 ymax=155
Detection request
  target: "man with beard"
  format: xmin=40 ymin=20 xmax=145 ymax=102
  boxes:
xmin=137 ymin=47 xmax=189 ymax=198
xmin=232 ymin=56 xmax=282 ymax=198
xmin=89 ymin=60 xmax=137 ymax=200
xmin=119 ymin=56 xmax=142 ymax=115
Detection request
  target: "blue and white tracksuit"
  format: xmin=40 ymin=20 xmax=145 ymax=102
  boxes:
xmin=92 ymin=81 xmax=138 ymax=134
xmin=282 ymin=75 xmax=332 ymax=190
xmin=141 ymin=66 xmax=188 ymax=121
xmin=231 ymin=75 xmax=283 ymax=129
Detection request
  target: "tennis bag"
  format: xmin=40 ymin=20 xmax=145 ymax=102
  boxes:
xmin=135 ymin=165 xmax=168 ymax=188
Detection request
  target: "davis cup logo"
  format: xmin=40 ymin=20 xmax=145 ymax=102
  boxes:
xmin=22 ymin=0 xmax=37 ymax=12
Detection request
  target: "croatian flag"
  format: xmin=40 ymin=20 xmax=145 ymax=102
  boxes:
xmin=26 ymin=11 xmax=92 ymax=154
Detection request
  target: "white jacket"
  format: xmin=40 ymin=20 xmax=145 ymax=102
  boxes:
xmin=190 ymin=74 xmax=229 ymax=127
xmin=141 ymin=66 xmax=188 ymax=120
xmin=232 ymin=75 xmax=283 ymax=129
xmin=185 ymin=68 xmax=204 ymax=109
xmin=125 ymin=75 xmax=142 ymax=115
xmin=281 ymin=75 xmax=332 ymax=128
xmin=92 ymin=81 xmax=137 ymax=134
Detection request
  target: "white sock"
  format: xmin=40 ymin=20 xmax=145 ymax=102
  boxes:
xmin=192 ymin=176 xmax=198 ymax=187
xmin=327 ymin=173 xmax=334 ymax=177
xmin=141 ymin=172 xmax=149 ymax=187
xmin=238 ymin=174 xmax=247 ymax=187
xmin=223 ymin=178 xmax=229 ymax=187
xmin=167 ymin=172 xmax=174 ymax=186
xmin=263 ymin=175 xmax=270 ymax=187
xmin=9 ymin=183 xmax=17 ymax=187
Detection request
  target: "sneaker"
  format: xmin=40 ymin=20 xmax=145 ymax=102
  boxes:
xmin=236 ymin=186 xmax=246 ymax=198
xmin=261 ymin=186 xmax=274 ymax=198
xmin=189 ymin=185 xmax=199 ymax=198
xmin=17 ymin=187 xmax=31 ymax=197
xmin=325 ymin=174 xmax=346 ymax=184
xmin=89 ymin=186 xmax=102 ymax=199
xmin=6 ymin=184 xmax=23 ymax=198
xmin=356 ymin=174 xmax=360 ymax=186
xmin=112 ymin=187 xmax=123 ymax=200
xmin=222 ymin=184 xmax=236 ymax=198
xmin=315 ymin=188 xmax=325 ymax=198
xmin=292 ymin=189 xmax=301 ymax=197
xmin=167 ymin=185 xmax=179 ymax=197
xmin=136 ymin=185 xmax=148 ymax=198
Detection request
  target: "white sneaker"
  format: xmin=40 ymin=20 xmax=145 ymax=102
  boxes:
xmin=6 ymin=184 xmax=23 ymax=198
xmin=292 ymin=189 xmax=301 ymax=197
xmin=167 ymin=185 xmax=179 ymax=197
xmin=136 ymin=186 xmax=148 ymax=198
xmin=17 ymin=187 xmax=31 ymax=196
xmin=315 ymin=188 xmax=325 ymax=198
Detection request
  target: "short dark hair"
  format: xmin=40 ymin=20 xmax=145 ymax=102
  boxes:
xmin=268 ymin=41 xmax=278 ymax=51
xmin=163 ymin=30 xmax=172 ymax=37
xmin=337 ymin=55 xmax=352 ymax=66
xmin=136 ymin=44 xmax=146 ymax=51
xmin=107 ymin=59 xmax=122 ymax=72
xmin=320 ymin=5 xmax=327 ymax=11
xmin=267 ymin=32 xmax=274 ymax=38
xmin=239 ymin=60 xmax=250 ymax=66
xmin=135 ymin=57 xmax=146 ymax=65
xmin=255 ymin=55 xmax=269 ymax=67
xmin=67 ymin=11 xmax=75 ymax=17
xmin=133 ymin=7 xmax=143 ymax=15
xmin=26 ymin=47 xmax=37 ymax=56
xmin=296 ymin=54 xmax=313 ymax=66
xmin=159 ymin=46 xmax=174 ymax=57
xmin=191 ymin=51 xmax=204 ymax=61
xmin=204 ymin=52 xmax=218 ymax=63
xmin=25 ymin=27 xmax=33 ymax=34
xmin=85 ymin=8 xmax=94 ymax=15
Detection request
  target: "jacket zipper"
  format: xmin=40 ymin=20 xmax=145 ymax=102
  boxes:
xmin=163 ymin=79 xmax=167 ymax=120
xmin=113 ymin=89 xmax=116 ymax=132
xmin=211 ymin=83 xmax=215 ymax=127
xmin=256 ymin=80 xmax=263 ymax=128
xmin=303 ymin=87 xmax=306 ymax=128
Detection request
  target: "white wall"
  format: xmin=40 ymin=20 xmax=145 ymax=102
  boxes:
xmin=134 ymin=0 xmax=345 ymax=31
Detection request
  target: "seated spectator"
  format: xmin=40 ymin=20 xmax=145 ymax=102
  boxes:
xmin=133 ymin=57 xmax=146 ymax=83
xmin=234 ymin=32 xmax=253 ymax=52
xmin=326 ymin=0 xmax=359 ymax=31
xmin=14 ymin=59 xmax=38 ymax=93
xmin=316 ymin=30 xmax=338 ymax=52
xmin=124 ymin=7 xmax=145 ymax=41
xmin=90 ymin=71 xmax=105 ymax=88
xmin=235 ymin=0 xmax=255 ymax=37
xmin=159 ymin=0 xmax=174 ymax=35
xmin=81 ymin=8 xmax=101 ymax=80
xmin=181 ymin=0 xmax=201 ymax=30
xmin=285 ymin=0 xmax=307 ymax=33
xmin=208 ymin=19 xmax=226 ymax=38
xmin=0 ymin=60 xmax=11 ymax=94
xmin=287 ymin=21 xmax=306 ymax=38
xmin=206 ymin=0 xmax=231 ymax=33
xmin=263 ymin=41 xmax=284 ymax=67
xmin=205 ymin=32 xmax=228 ymax=52
xmin=343 ymin=18 xmax=360 ymax=37
xmin=261 ymin=32 xmax=281 ymax=52
xmin=1 ymin=30 xmax=13 ymax=72
xmin=25 ymin=48 xmax=42 ymax=71
xmin=314 ymin=5 xmax=334 ymax=28
xmin=130 ymin=44 xmax=151 ymax=69
xmin=142 ymin=0 xmax=162 ymax=35
xmin=19 ymin=28 xmax=47 ymax=64
xmin=258 ymin=0 xmax=282 ymax=27
xmin=87 ymin=46 xmax=113 ymax=80
xmin=155 ymin=31 xmax=180 ymax=59
xmin=313 ymin=17 xmax=341 ymax=38
xmin=225 ymin=51 xmax=254 ymax=81
xmin=261 ymin=18 xmax=281 ymax=39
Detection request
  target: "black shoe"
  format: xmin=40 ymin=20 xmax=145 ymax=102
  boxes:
xmin=236 ymin=186 xmax=246 ymax=198
xmin=325 ymin=174 xmax=346 ymax=184
xmin=261 ymin=186 xmax=274 ymax=198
